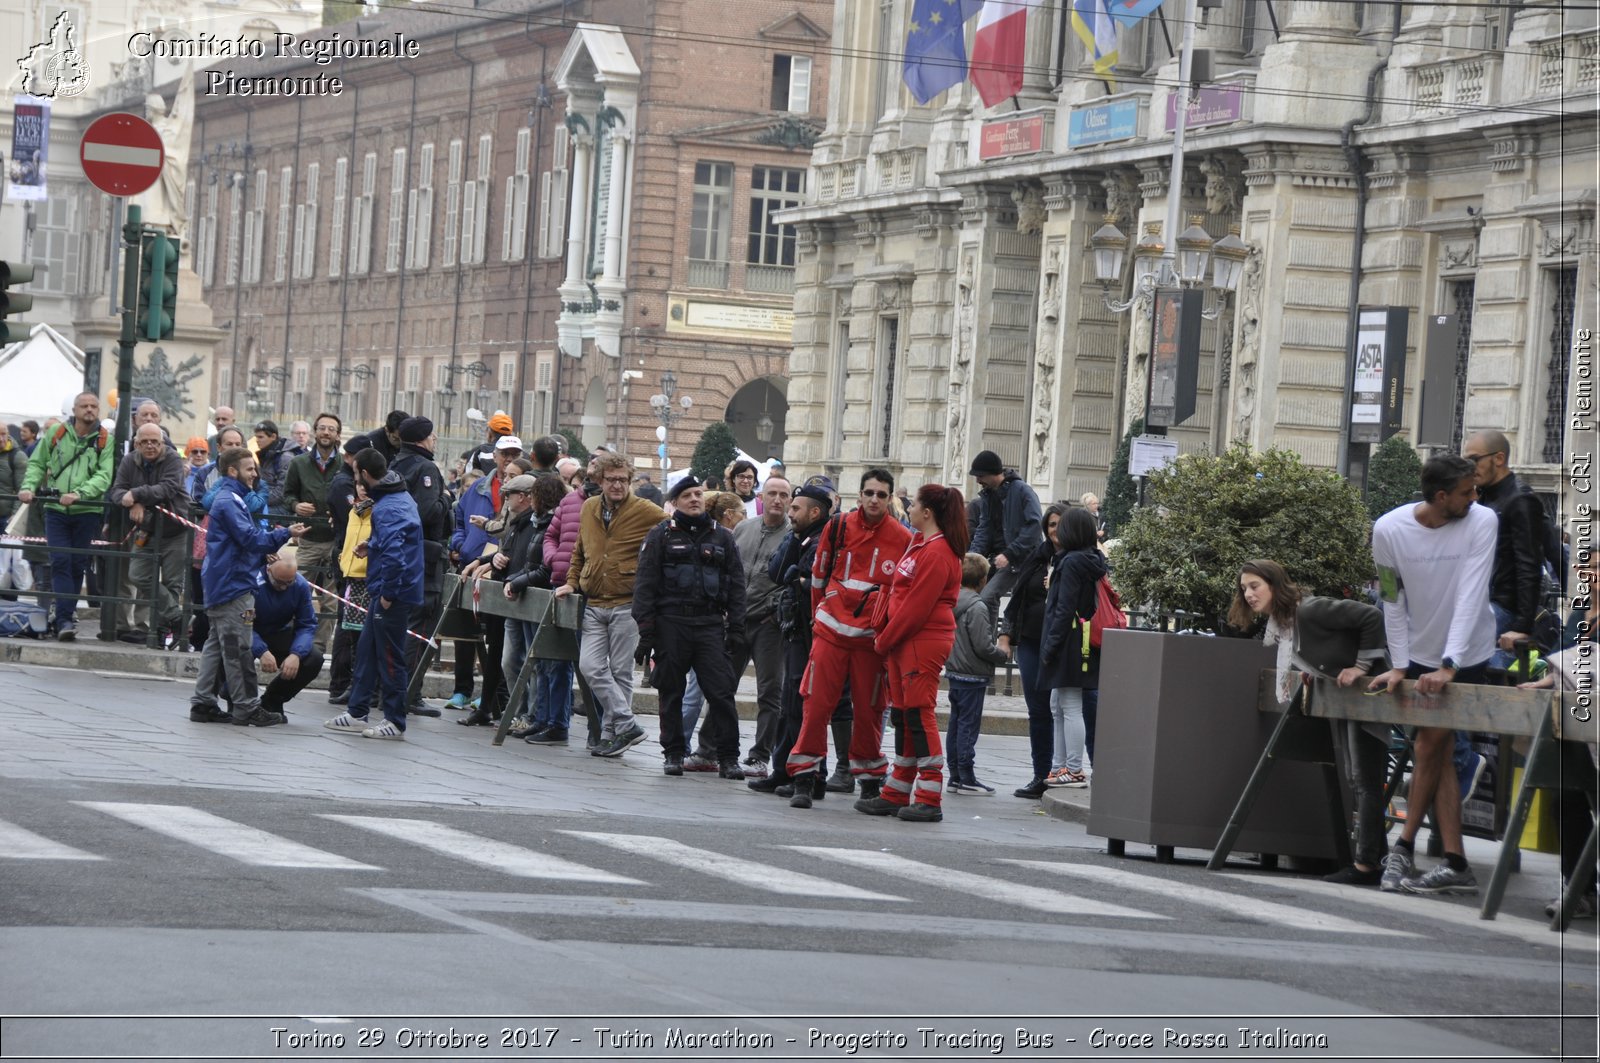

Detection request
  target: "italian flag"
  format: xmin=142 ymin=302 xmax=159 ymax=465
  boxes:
xmin=969 ymin=0 xmax=1042 ymax=107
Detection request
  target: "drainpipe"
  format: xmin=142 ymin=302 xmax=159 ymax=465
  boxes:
xmin=447 ymin=31 xmax=477 ymax=420
xmin=1335 ymin=7 xmax=1399 ymax=478
xmin=517 ymin=42 xmax=550 ymax=434
xmin=392 ymin=53 xmax=420 ymax=418
xmin=335 ymin=55 xmax=358 ymax=423
xmin=279 ymin=95 xmax=304 ymax=412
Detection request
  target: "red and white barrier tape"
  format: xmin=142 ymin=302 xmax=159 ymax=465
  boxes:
xmin=305 ymin=580 xmax=438 ymax=649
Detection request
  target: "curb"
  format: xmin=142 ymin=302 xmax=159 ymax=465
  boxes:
xmin=1039 ymin=787 xmax=1092 ymax=825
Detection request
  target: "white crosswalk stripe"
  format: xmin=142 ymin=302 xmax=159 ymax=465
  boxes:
xmin=1218 ymin=872 xmax=1564 ymax=947
xmin=76 ymin=803 xmax=380 ymax=870
xmin=567 ymin=831 xmax=906 ymax=902
xmin=789 ymin=847 xmax=1166 ymax=919
xmin=1002 ymin=859 xmax=1418 ymax=937
xmin=327 ymin=817 xmax=641 ymax=884
xmin=0 ymin=818 xmax=104 ymax=861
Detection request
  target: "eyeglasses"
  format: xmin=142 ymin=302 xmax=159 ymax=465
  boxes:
xmin=602 ymin=476 xmax=630 ymax=485
xmin=1463 ymin=453 xmax=1493 ymax=463
xmin=860 ymin=489 xmax=890 ymax=499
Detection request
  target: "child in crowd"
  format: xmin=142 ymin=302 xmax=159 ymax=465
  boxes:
xmin=944 ymin=553 xmax=1010 ymax=795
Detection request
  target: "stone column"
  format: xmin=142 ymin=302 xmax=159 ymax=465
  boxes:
xmin=1253 ymin=0 xmax=1374 ymax=126
xmin=1194 ymin=0 xmax=1249 ymax=67
xmin=1017 ymin=0 xmax=1058 ymax=104
xmin=556 ymin=126 xmax=594 ymax=360
xmin=593 ymin=122 xmax=631 ymax=358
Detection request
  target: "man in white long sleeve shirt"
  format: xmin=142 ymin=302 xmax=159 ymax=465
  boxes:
xmin=1368 ymin=454 xmax=1498 ymax=897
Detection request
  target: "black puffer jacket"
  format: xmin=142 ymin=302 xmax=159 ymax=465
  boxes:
xmin=1000 ymin=540 xmax=1057 ymax=644
xmin=1038 ymin=547 xmax=1110 ymax=690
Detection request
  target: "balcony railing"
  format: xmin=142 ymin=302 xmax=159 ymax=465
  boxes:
xmin=1531 ymin=28 xmax=1599 ymax=98
xmin=744 ymin=263 xmax=795 ymax=294
xmin=1406 ymin=53 xmax=1501 ymax=119
xmin=686 ymin=258 xmax=730 ymax=289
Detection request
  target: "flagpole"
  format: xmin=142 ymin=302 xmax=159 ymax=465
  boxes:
xmin=1163 ymin=0 xmax=1200 ymax=260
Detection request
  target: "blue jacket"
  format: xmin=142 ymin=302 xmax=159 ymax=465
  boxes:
xmin=251 ymin=572 xmax=317 ymax=660
xmin=450 ymin=474 xmax=496 ymax=565
xmin=202 ymin=478 xmax=291 ymax=606
xmin=199 ymin=468 xmax=269 ymax=527
xmin=365 ymin=471 xmax=425 ymax=607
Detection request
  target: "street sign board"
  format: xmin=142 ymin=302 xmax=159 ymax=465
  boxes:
xmin=79 ymin=112 xmax=164 ymax=196
xmin=1129 ymin=435 xmax=1180 ymax=478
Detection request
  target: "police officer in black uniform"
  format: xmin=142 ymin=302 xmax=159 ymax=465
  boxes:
xmin=633 ymin=475 xmax=748 ymax=777
xmin=390 ymin=416 xmax=451 ymax=717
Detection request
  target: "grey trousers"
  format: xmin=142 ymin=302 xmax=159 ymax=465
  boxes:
xmin=190 ymin=591 xmax=262 ymax=719
xmin=129 ymin=529 xmax=189 ymax=633
xmin=579 ymin=604 xmax=640 ymax=740
xmin=978 ymin=561 xmax=1021 ymax=625
xmin=293 ymin=537 xmax=337 ymax=650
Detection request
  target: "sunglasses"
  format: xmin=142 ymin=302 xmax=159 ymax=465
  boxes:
xmin=860 ymin=489 xmax=890 ymax=499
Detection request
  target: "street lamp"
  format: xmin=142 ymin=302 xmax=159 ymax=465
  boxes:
xmin=440 ymin=360 xmax=491 ymax=437
xmin=1091 ymin=217 xmax=1248 ymax=320
xmin=649 ymin=370 xmax=693 ymax=478
xmin=247 ymin=365 xmax=289 ymax=416
xmin=325 ymin=363 xmax=373 ymax=422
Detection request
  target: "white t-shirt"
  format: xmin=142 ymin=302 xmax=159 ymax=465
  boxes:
xmin=1371 ymin=501 xmax=1497 ymax=671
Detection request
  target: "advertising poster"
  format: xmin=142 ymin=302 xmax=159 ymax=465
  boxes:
xmin=1349 ymin=307 xmax=1407 ymax=443
xmin=8 ymin=96 xmax=49 ymax=201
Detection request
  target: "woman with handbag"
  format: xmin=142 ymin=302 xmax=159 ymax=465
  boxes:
xmin=1037 ymin=507 xmax=1109 ymax=790
xmin=856 ymin=483 xmax=969 ymax=823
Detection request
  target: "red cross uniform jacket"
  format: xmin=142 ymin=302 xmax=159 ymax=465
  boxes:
xmin=873 ymin=532 xmax=961 ymax=656
xmin=810 ymin=508 xmax=913 ymax=646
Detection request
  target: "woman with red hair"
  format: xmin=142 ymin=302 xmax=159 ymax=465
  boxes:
xmin=858 ymin=483 xmax=969 ymax=822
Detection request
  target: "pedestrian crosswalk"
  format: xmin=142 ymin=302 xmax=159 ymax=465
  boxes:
xmin=0 ymin=806 xmax=1528 ymax=940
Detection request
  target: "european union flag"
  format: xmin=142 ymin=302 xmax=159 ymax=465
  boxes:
xmin=903 ymin=0 xmax=985 ymax=105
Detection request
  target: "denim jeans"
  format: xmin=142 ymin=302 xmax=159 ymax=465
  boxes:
xmin=534 ymin=657 xmax=573 ymax=730
xmin=681 ymin=669 xmax=704 ymax=735
xmin=1050 ymin=686 xmax=1086 ymax=774
xmin=43 ymin=510 xmax=97 ymax=627
xmin=502 ymin=617 xmax=536 ymax=720
xmin=943 ymin=676 xmax=988 ymax=781
xmin=1014 ymin=640 xmax=1053 ymax=783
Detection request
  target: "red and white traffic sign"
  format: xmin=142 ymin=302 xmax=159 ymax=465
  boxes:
xmin=79 ymin=112 xmax=164 ymax=197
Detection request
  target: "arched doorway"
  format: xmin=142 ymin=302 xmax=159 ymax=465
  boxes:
xmin=725 ymin=376 xmax=788 ymax=460
xmin=579 ymin=376 xmax=608 ymax=450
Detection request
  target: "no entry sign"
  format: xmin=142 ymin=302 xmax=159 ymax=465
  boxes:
xmin=79 ymin=112 xmax=164 ymax=197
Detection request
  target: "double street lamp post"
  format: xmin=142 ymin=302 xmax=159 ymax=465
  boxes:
xmin=649 ymin=370 xmax=693 ymax=480
xmin=439 ymin=361 xmax=491 ymax=438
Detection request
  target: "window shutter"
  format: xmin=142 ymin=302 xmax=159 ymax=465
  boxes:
xmin=329 ymin=157 xmax=347 ymax=277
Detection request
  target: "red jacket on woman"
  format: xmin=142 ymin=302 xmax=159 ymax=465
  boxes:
xmin=874 ymin=533 xmax=961 ymax=655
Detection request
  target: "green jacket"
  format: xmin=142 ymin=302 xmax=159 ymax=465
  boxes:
xmin=19 ymin=423 xmax=115 ymax=517
xmin=281 ymin=446 xmax=340 ymax=542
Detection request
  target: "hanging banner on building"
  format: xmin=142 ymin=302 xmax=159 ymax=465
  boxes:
xmin=8 ymin=97 xmax=50 ymax=201
xmin=1163 ymin=83 xmax=1243 ymax=131
xmin=1067 ymin=98 xmax=1141 ymax=148
xmin=1348 ymin=307 xmax=1408 ymax=444
xmin=1147 ymin=288 xmax=1202 ymax=428
xmin=979 ymin=114 xmax=1046 ymax=160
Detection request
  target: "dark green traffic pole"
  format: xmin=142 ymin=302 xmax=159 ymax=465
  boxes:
xmin=115 ymin=203 xmax=142 ymax=460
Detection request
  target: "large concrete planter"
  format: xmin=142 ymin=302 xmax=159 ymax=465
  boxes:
xmin=1087 ymin=628 xmax=1343 ymax=863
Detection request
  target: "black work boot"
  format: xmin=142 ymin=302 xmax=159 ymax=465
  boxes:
xmin=858 ymin=777 xmax=883 ymax=801
xmin=789 ymin=772 xmax=816 ymax=809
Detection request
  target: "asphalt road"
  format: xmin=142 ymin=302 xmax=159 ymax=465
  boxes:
xmin=0 ymin=663 xmax=1595 ymax=1061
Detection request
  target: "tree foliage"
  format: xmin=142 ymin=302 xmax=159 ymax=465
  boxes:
xmin=1365 ymin=434 xmax=1422 ymax=522
xmin=1110 ymin=443 xmax=1374 ymax=628
xmin=557 ymin=429 xmax=588 ymax=465
xmin=690 ymin=421 xmax=739 ymax=485
xmin=1103 ymin=417 xmax=1143 ymax=536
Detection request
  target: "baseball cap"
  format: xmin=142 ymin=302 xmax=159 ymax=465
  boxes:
xmin=503 ymin=474 xmax=538 ymax=495
xmin=488 ymin=413 xmax=514 ymax=434
xmin=495 ymin=435 xmax=525 ymax=452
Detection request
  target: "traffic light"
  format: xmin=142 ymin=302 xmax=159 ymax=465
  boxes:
xmin=136 ymin=230 xmax=179 ymax=341
xmin=0 ymin=260 xmax=35 ymax=344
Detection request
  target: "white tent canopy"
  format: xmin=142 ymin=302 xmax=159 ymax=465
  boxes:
xmin=0 ymin=324 xmax=85 ymax=427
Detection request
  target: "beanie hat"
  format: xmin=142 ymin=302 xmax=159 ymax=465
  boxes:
xmin=343 ymin=436 xmax=371 ymax=456
xmin=969 ymin=450 xmax=1004 ymax=476
xmin=185 ymin=436 xmax=209 ymax=455
xmin=398 ymin=416 xmax=434 ymax=444
xmin=487 ymin=413 xmax=514 ymax=434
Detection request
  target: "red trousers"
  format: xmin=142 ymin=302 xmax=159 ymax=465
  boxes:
xmin=881 ymin=633 xmax=953 ymax=808
xmin=785 ymin=633 xmax=888 ymax=779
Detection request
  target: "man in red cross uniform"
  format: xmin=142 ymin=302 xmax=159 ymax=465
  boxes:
xmin=784 ymin=467 xmax=912 ymax=806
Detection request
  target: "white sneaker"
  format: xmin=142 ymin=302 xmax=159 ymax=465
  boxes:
xmin=324 ymin=712 xmax=365 ymax=734
xmin=362 ymin=720 xmax=406 ymax=740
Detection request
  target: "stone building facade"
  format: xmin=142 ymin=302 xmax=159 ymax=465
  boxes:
xmin=781 ymin=0 xmax=1596 ymax=512
xmin=59 ymin=0 xmax=831 ymax=461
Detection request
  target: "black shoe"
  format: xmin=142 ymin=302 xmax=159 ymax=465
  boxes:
xmin=718 ymin=759 xmax=746 ymax=780
xmin=813 ymin=773 xmax=828 ymax=800
xmin=858 ymin=777 xmax=882 ymax=801
xmin=775 ymin=783 xmax=795 ymax=798
xmin=525 ymin=727 xmax=569 ymax=745
xmin=1014 ymin=779 xmax=1048 ymax=799
xmin=789 ymin=773 xmax=816 ymax=809
xmin=747 ymin=775 xmax=784 ymax=794
xmin=233 ymin=708 xmax=286 ymax=727
xmin=55 ymin=621 xmax=75 ymax=642
xmin=664 ymin=754 xmax=684 ymax=776
xmin=188 ymin=706 xmax=231 ymax=723
xmin=593 ymin=725 xmax=647 ymax=758
xmin=327 ymin=690 xmax=350 ymax=705
xmin=897 ymin=802 xmax=943 ymax=823
xmin=408 ymin=703 xmax=442 ymax=718
xmin=457 ymin=706 xmax=496 ymax=726
xmin=1323 ymin=864 xmax=1383 ymax=886
xmin=118 ymin=630 xmax=150 ymax=645
xmin=854 ymin=796 xmax=900 ymax=816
